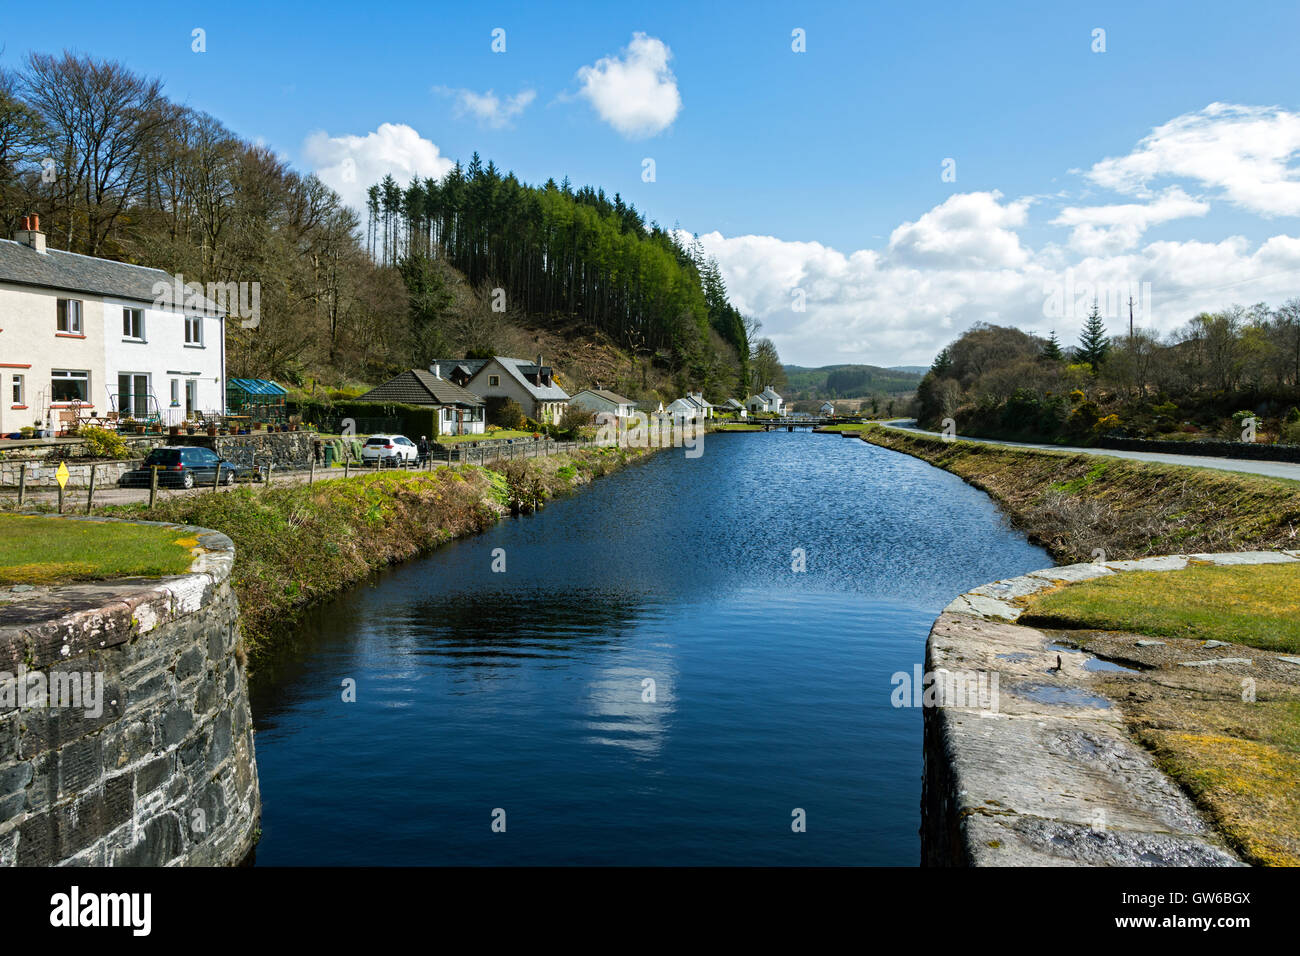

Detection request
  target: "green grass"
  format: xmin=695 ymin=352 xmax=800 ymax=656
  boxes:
xmin=1020 ymin=562 xmax=1300 ymax=653
xmin=0 ymin=514 xmax=197 ymax=584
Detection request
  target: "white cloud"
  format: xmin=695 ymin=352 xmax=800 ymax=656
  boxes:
xmin=1053 ymin=187 xmax=1210 ymax=255
xmin=435 ymin=86 xmax=536 ymax=128
xmin=687 ymin=104 xmax=1300 ymax=366
xmin=302 ymin=123 xmax=455 ymax=213
xmin=1085 ymin=103 xmax=1300 ymax=216
xmin=690 ymin=209 xmax=1300 ymax=368
xmin=576 ymin=33 xmax=681 ymax=138
xmin=888 ymin=191 xmax=1032 ymax=269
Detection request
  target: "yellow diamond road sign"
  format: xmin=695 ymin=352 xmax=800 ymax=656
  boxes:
xmin=56 ymin=462 xmax=69 ymax=489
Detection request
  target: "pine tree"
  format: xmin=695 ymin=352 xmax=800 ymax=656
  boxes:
xmin=1041 ymin=330 xmax=1063 ymax=362
xmin=930 ymin=347 xmax=953 ymax=376
xmin=1077 ymin=303 xmax=1110 ymax=369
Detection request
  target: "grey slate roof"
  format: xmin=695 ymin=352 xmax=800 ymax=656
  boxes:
xmin=359 ymin=370 xmax=484 ymax=406
xmin=488 ymin=357 xmax=570 ymax=401
xmin=575 ymin=388 xmax=635 ymax=406
xmin=0 ymin=238 xmax=224 ymax=312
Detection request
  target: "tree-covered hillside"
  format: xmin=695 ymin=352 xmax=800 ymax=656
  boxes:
xmin=368 ymin=161 xmax=761 ymax=401
xmin=782 ymin=364 xmax=923 ymax=400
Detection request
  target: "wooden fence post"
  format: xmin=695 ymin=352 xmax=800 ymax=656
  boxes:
xmin=17 ymin=463 xmax=27 ymax=508
xmin=309 ymin=458 xmax=316 ymax=485
xmin=265 ymin=463 xmax=274 ymax=488
xmin=86 ymin=464 xmax=97 ymax=514
xmin=149 ymin=465 xmax=159 ymax=508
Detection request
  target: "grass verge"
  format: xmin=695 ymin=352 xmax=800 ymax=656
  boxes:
xmin=0 ymin=513 xmax=196 ymax=584
xmin=1020 ymin=562 xmax=1300 ymax=653
xmin=859 ymin=426 xmax=1300 ymax=561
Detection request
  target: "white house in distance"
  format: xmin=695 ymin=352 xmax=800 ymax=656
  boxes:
xmin=720 ymin=398 xmax=747 ymax=418
xmin=746 ymin=386 xmax=785 ymax=415
xmin=666 ymin=390 xmax=714 ymax=423
xmin=0 ymin=215 xmax=226 ymax=437
xmin=569 ymin=387 xmax=637 ymax=421
xmin=435 ymin=355 xmax=570 ymax=425
xmin=820 ymin=401 xmax=836 ymax=417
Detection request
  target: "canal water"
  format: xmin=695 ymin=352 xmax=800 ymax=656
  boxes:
xmin=248 ymin=431 xmax=1050 ymax=865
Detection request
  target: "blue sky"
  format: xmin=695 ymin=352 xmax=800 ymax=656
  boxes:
xmin=6 ymin=1 xmax=1300 ymax=365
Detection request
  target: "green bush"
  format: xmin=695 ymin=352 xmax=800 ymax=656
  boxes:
xmin=79 ymin=426 xmax=130 ymax=460
xmin=486 ymin=397 xmax=525 ymax=429
xmin=1281 ymin=421 xmax=1300 ymax=446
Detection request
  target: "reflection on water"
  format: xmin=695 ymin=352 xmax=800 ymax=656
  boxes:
xmin=249 ymin=431 xmax=1050 ymax=865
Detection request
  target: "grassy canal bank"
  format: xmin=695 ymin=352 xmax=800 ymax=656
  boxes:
xmin=858 ymin=426 xmax=1300 ymax=561
xmin=93 ymin=445 xmax=656 ymax=664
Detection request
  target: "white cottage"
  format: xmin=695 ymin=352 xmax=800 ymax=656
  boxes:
xmin=0 ymin=216 xmax=226 ymax=437
xmin=745 ymin=386 xmax=785 ymax=415
xmin=569 ymin=387 xmax=637 ymax=420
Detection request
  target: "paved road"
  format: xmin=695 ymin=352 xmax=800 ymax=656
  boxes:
xmin=6 ymin=461 xmax=443 ymax=509
xmin=878 ymin=420 xmax=1300 ymax=482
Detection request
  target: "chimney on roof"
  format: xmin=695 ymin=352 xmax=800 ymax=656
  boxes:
xmin=430 ymin=363 xmax=441 ymax=379
xmin=14 ymin=213 xmax=47 ymax=255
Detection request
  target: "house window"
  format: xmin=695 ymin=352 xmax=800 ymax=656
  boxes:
xmin=51 ymin=369 xmax=89 ymax=403
xmin=11 ymin=374 xmax=24 ymax=406
xmin=184 ymin=315 xmax=202 ymax=345
xmin=117 ymin=373 xmax=150 ymax=418
xmin=56 ymin=299 xmax=83 ymax=334
xmin=488 ymin=375 xmax=500 ymax=387
xmin=185 ymin=380 xmax=198 ymax=417
xmin=123 ymin=307 xmax=145 ymax=340
xmin=170 ymin=378 xmax=180 ymax=406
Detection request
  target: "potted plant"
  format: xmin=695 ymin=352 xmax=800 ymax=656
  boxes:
xmin=186 ymin=424 xmax=197 ymax=435
xmin=207 ymin=422 xmax=218 ymax=437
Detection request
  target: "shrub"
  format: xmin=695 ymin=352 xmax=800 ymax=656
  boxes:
xmin=1093 ymin=413 xmax=1122 ymax=434
xmin=1282 ymin=421 xmax=1300 ymax=446
xmin=486 ymin=397 xmax=525 ymax=429
xmin=79 ymin=426 xmax=130 ymax=460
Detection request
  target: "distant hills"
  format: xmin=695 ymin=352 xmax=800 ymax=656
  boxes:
xmin=781 ymin=363 xmax=923 ymax=400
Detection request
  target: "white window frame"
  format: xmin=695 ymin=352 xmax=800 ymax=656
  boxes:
xmin=56 ymin=298 xmax=83 ymax=334
xmin=51 ymin=369 xmax=90 ymax=404
xmin=488 ymin=374 xmax=500 ymax=386
xmin=11 ymin=374 xmax=25 ymax=407
xmin=184 ymin=315 xmax=203 ymax=346
xmin=123 ymin=307 xmax=145 ymax=340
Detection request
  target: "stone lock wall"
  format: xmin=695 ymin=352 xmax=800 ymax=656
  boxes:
xmin=0 ymin=517 xmax=260 ymax=866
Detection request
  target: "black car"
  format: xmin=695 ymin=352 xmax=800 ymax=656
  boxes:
xmin=118 ymin=446 xmax=251 ymax=489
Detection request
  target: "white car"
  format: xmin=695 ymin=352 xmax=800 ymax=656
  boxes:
xmin=361 ymin=434 xmax=419 ymax=466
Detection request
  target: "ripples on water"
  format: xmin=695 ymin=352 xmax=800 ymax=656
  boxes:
xmin=249 ymin=431 xmax=1050 ymax=865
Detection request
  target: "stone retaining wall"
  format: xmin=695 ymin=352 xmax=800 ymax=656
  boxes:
xmin=0 ymin=460 xmax=137 ymax=489
xmin=1097 ymin=436 xmax=1300 ymax=463
xmin=0 ymin=516 xmax=260 ymax=866
xmin=173 ymin=432 xmax=315 ymax=470
xmin=921 ymin=550 xmax=1299 ymax=867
